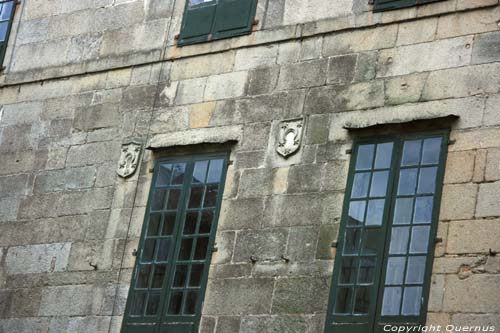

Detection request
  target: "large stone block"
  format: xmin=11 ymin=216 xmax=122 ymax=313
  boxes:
xmin=38 ymin=284 xmax=115 ymax=316
xmin=287 ymin=226 xmax=319 ymax=262
xmin=484 ymin=94 xmax=500 ymax=127
xmin=5 ymin=243 xmax=71 ymax=274
xmin=327 ymin=54 xmax=357 ymax=86
xmin=232 ymin=228 xmax=288 ymax=262
xmin=384 ymin=72 xmax=428 ymax=105
xmin=218 ymin=198 xmax=265 ymax=231
xmin=170 ymin=51 xmax=235 ymax=81
xmin=444 ymin=151 xmax=475 ymax=184
xmin=271 ymin=277 xmax=330 ymax=314
xmin=323 ymin=25 xmax=398 ymax=56
xmin=427 ymin=274 xmax=445 ymax=312
xmin=0 ymin=174 xmax=31 ymax=198
xmin=485 ymin=148 xmax=500 ymax=181
xmin=267 ymin=193 xmax=325 ymax=227
xmin=451 ymin=314 xmax=500 ymax=328
xmin=447 ymin=219 xmax=500 ymax=254
xmin=287 ymin=163 xmax=324 ymax=193
xmin=48 ymin=316 xmax=112 ymax=333
xmin=436 ymin=6 xmax=500 ymax=39
xmin=234 ymin=45 xmax=278 ymax=71
xmin=237 ymin=90 xmax=306 ymax=123
xmin=439 ymin=184 xmax=477 ymax=221
xmin=283 ymin=0 xmax=353 ymax=25
xmin=204 ymin=71 xmax=248 ymax=101
xmin=0 ymin=318 xmax=49 ymax=333
xmin=378 ymin=36 xmax=473 ymax=77
xmin=444 ymin=275 xmax=500 ymax=313
xmin=471 ymin=31 xmax=500 ymax=64
xmin=66 ymin=141 xmax=120 ymax=167
xmin=73 ymin=103 xmax=120 ymax=131
xmin=276 ymin=59 xmax=327 ymax=90
xmin=476 ymin=181 xmax=500 ymax=217
xmin=246 ymin=65 xmax=280 ymax=96
xmin=175 ymin=77 xmax=207 ymax=105
xmin=397 ymin=17 xmax=438 ymax=46
xmin=203 ymin=278 xmax=274 ymax=315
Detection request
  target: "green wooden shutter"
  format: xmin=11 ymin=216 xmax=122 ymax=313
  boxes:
xmin=0 ymin=0 xmax=16 ymax=67
xmin=178 ymin=1 xmax=217 ymax=46
xmin=373 ymin=0 xmax=417 ymax=12
xmin=212 ymin=0 xmax=257 ymax=40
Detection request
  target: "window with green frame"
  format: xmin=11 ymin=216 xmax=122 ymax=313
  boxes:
xmin=325 ymin=132 xmax=448 ymax=333
xmin=122 ymin=154 xmax=229 ymax=333
xmin=0 ymin=0 xmax=16 ymax=67
xmin=373 ymin=0 xmax=445 ymax=12
xmin=177 ymin=0 xmax=257 ymax=46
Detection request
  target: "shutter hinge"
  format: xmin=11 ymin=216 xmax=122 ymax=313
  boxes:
xmin=434 ymin=237 xmax=443 ymax=244
xmin=448 ymin=139 xmax=456 ymax=146
xmin=331 ymin=241 xmax=338 ymax=248
xmin=345 ymin=149 xmax=352 ymax=155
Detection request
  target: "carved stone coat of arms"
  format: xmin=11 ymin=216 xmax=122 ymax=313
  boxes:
xmin=117 ymin=142 xmax=142 ymax=178
xmin=276 ymin=118 xmax=305 ymax=158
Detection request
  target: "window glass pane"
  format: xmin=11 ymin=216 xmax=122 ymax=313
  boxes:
xmin=355 ymin=144 xmax=375 ymax=170
xmin=335 ymin=287 xmax=353 ymax=314
xmin=130 ymin=292 xmax=147 ymax=316
xmin=389 ymin=227 xmax=410 ymax=255
xmin=147 ymin=214 xmax=161 ymax=236
xmin=354 ymin=286 xmax=371 ymax=314
xmin=394 ymin=198 xmax=413 ymax=225
xmin=142 ymin=239 xmax=156 ymax=262
xmin=385 ymin=257 xmax=405 ymax=285
xmin=409 ymin=226 xmax=430 ymax=254
xmin=156 ymin=239 xmax=170 ymax=262
xmin=421 ymin=137 xmax=442 ymax=165
xmin=168 ymin=292 xmax=183 ymax=315
xmin=167 ymin=189 xmax=181 ymax=210
xmin=178 ymin=239 xmax=193 ymax=260
xmin=343 ymin=229 xmax=362 ymax=255
xmin=203 ymin=184 xmax=219 ymax=208
xmin=366 ymin=199 xmax=385 ymax=226
xmin=207 ymin=159 xmax=224 ymax=183
xmin=413 ymin=196 xmax=433 ymax=224
xmin=340 ymin=257 xmax=358 ymax=284
xmin=0 ymin=21 xmax=8 ymax=42
xmin=397 ymin=168 xmax=418 ymax=195
xmin=172 ymin=163 xmax=187 ymax=185
xmin=402 ymin=286 xmax=422 ymax=315
xmin=351 ymin=173 xmax=371 ymax=198
xmin=192 ymin=160 xmax=208 ymax=183
xmin=173 ymin=265 xmax=188 ymax=288
xmin=151 ymin=264 xmax=166 ymax=289
xmin=162 ymin=213 xmax=176 ymax=236
xmin=199 ymin=210 xmax=214 ymax=234
xmin=183 ymin=212 xmax=198 ymax=235
xmin=348 ymin=201 xmax=366 ymax=226
xmin=156 ymin=164 xmax=172 ymax=186
xmin=401 ymin=140 xmax=422 ymax=166
xmin=184 ymin=291 xmax=198 ymax=315
xmin=417 ymin=167 xmax=437 ymax=194
xmin=188 ymin=187 xmax=204 ymax=208
xmin=194 ymin=237 xmax=210 ymax=260
xmin=358 ymin=257 xmax=376 ymax=284
xmin=374 ymin=142 xmax=393 ymax=169
xmin=382 ymin=287 xmax=402 ymax=316
xmin=146 ymin=293 xmax=161 ymax=316
xmin=151 ymin=189 xmax=166 ymax=211
xmin=189 ymin=264 xmax=204 ymax=287
xmin=370 ymin=171 xmax=389 ymax=197
xmin=406 ymin=256 xmax=426 ymax=284
xmin=361 ymin=229 xmax=378 ymax=255
xmin=1 ymin=2 xmax=14 ymax=21
xmin=136 ymin=264 xmax=152 ymax=288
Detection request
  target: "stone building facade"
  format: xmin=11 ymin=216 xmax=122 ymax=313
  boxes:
xmin=0 ymin=0 xmax=499 ymax=332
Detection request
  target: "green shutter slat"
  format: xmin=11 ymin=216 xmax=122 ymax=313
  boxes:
xmin=212 ymin=0 xmax=257 ymax=40
xmin=178 ymin=3 xmax=217 ymax=46
xmin=373 ymin=0 xmax=417 ymax=12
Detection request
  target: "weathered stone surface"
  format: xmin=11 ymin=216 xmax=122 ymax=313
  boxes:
xmin=246 ymin=66 xmax=280 ymax=96
xmin=440 ymin=184 xmax=477 ymax=221
xmin=271 ymin=277 xmax=330 ymax=314
xmin=48 ymin=316 xmax=111 ymax=333
xmin=174 ymin=77 xmax=207 ymax=105
xmin=485 ymin=148 xmax=500 ymax=181
xmin=170 ymin=52 xmax=235 ymax=81
xmin=237 ymin=90 xmax=306 ymax=123
xmin=397 ymin=17 xmax=438 ymax=46
xmin=5 ymin=243 xmax=71 ymax=275
xmin=276 ymin=59 xmax=328 ymax=90
xmin=218 ymin=198 xmax=265 ymax=231
xmin=327 ymin=54 xmax=357 ymax=85
xmin=378 ymin=36 xmax=473 ymax=77
xmin=476 ymin=181 xmax=500 ymax=217
xmin=204 ymin=72 xmax=248 ymax=101
xmin=471 ymin=31 xmax=500 ymax=64
xmin=148 ymin=125 xmax=242 ymax=149
xmin=428 ymin=274 xmax=445 ymax=312
xmin=234 ymin=45 xmax=278 ymax=71
xmin=484 ymin=94 xmax=500 ymax=126
xmin=287 ymin=164 xmax=324 ymax=193
xmin=203 ymin=278 xmax=274 ymax=315
xmin=444 ymin=275 xmax=500 ymax=313
xmin=216 ymin=316 xmax=241 ymax=332
xmin=233 ymin=228 xmax=288 ymax=262
xmin=444 ymin=151 xmax=475 ymax=184
xmin=188 ymin=102 xmax=216 ymax=128
xmin=0 ymin=318 xmax=49 ymax=333
xmin=283 ymin=0 xmax=353 ymax=25
xmin=447 ymin=219 xmax=500 ymax=254
xmin=316 ymin=224 xmax=339 ymax=260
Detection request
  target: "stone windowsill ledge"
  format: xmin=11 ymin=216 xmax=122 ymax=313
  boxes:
xmin=0 ymin=0 xmax=497 ymax=88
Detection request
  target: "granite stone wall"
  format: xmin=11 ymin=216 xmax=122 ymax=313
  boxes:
xmin=0 ymin=0 xmax=499 ymax=331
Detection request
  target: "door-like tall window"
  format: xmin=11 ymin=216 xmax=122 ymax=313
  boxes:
xmin=123 ymin=154 xmax=229 ymax=333
xmin=0 ymin=0 xmax=16 ymax=67
xmin=325 ymin=132 xmax=448 ymax=333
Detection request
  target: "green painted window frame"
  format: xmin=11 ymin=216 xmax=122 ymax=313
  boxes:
xmin=373 ymin=0 xmax=445 ymax=12
xmin=325 ymin=131 xmax=449 ymax=333
xmin=177 ymin=0 xmax=258 ymax=47
xmin=122 ymin=153 xmax=229 ymax=333
xmin=0 ymin=0 xmax=16 ymax=68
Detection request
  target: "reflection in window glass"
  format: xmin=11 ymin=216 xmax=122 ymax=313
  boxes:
xmin=358 ymin=257 xmax=376 ymax=284
xmin=156 ymin=164 xmax=172 ymax=186
xmin=366 ymin=199 xmax=385 ymax=226
xmin=348 ymin=201 xmax=366 ymax=226
xmin=409 ymin=226 xmax=430 ymax=254
xmin=417 ymin=167 xmax=437 ymax=194
xmin=343 ymin=229 xmax=361 ymax=255
xmin=389 ymin=227 xmax=409 ymax=255
xmin=421 ymin=138 xmax=442 ymax=165
xmin=192 ymin=160 xmax=208 ymax=183
xmin=335 ymin=288 xmax=353 ymax=314
xmin=354 ymin=286 xmax=371 ymax=314
xmin=401 ymin=140 xmax=422 ymax=166
xmin=402 ymin=286 xmax=422 ymax=315
xmin=382 ymin=287 xmax=402 ymax=316
xmin=356 ymin=145 xmax=375 ymax=170
xmin=172 ymin=164 xmax=187 ymax=185
xmin=146 ymin=293 xmax=160 ymax=315
xmin=398 ymin=168 xmax=418 ymax=195
xmin=370 ymin=171 xmax=389 ymax=197
xmin=406 ymin=256 xmax=426 ymax=284
xmin=340 ymin=257 xmax=358 ymax=284
xmin=207 ymin=159 xmax=224 ymax=183
xmin=393 ymin=198 xmax=413 ymax=225
xmin=385 ymin=257 xmax=405 ymax=285
xmin=361 ymin=229 xmax=378 ymax=255
xmin=130 ymin=292 xmax=147 ymax=316
xmin=413 ymin=197 xmax=433 ymax=224
xmin=374 ymin=142 xmax=393 ymax=169
xmin=351 ymin=173 xmax=371 ymax=198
